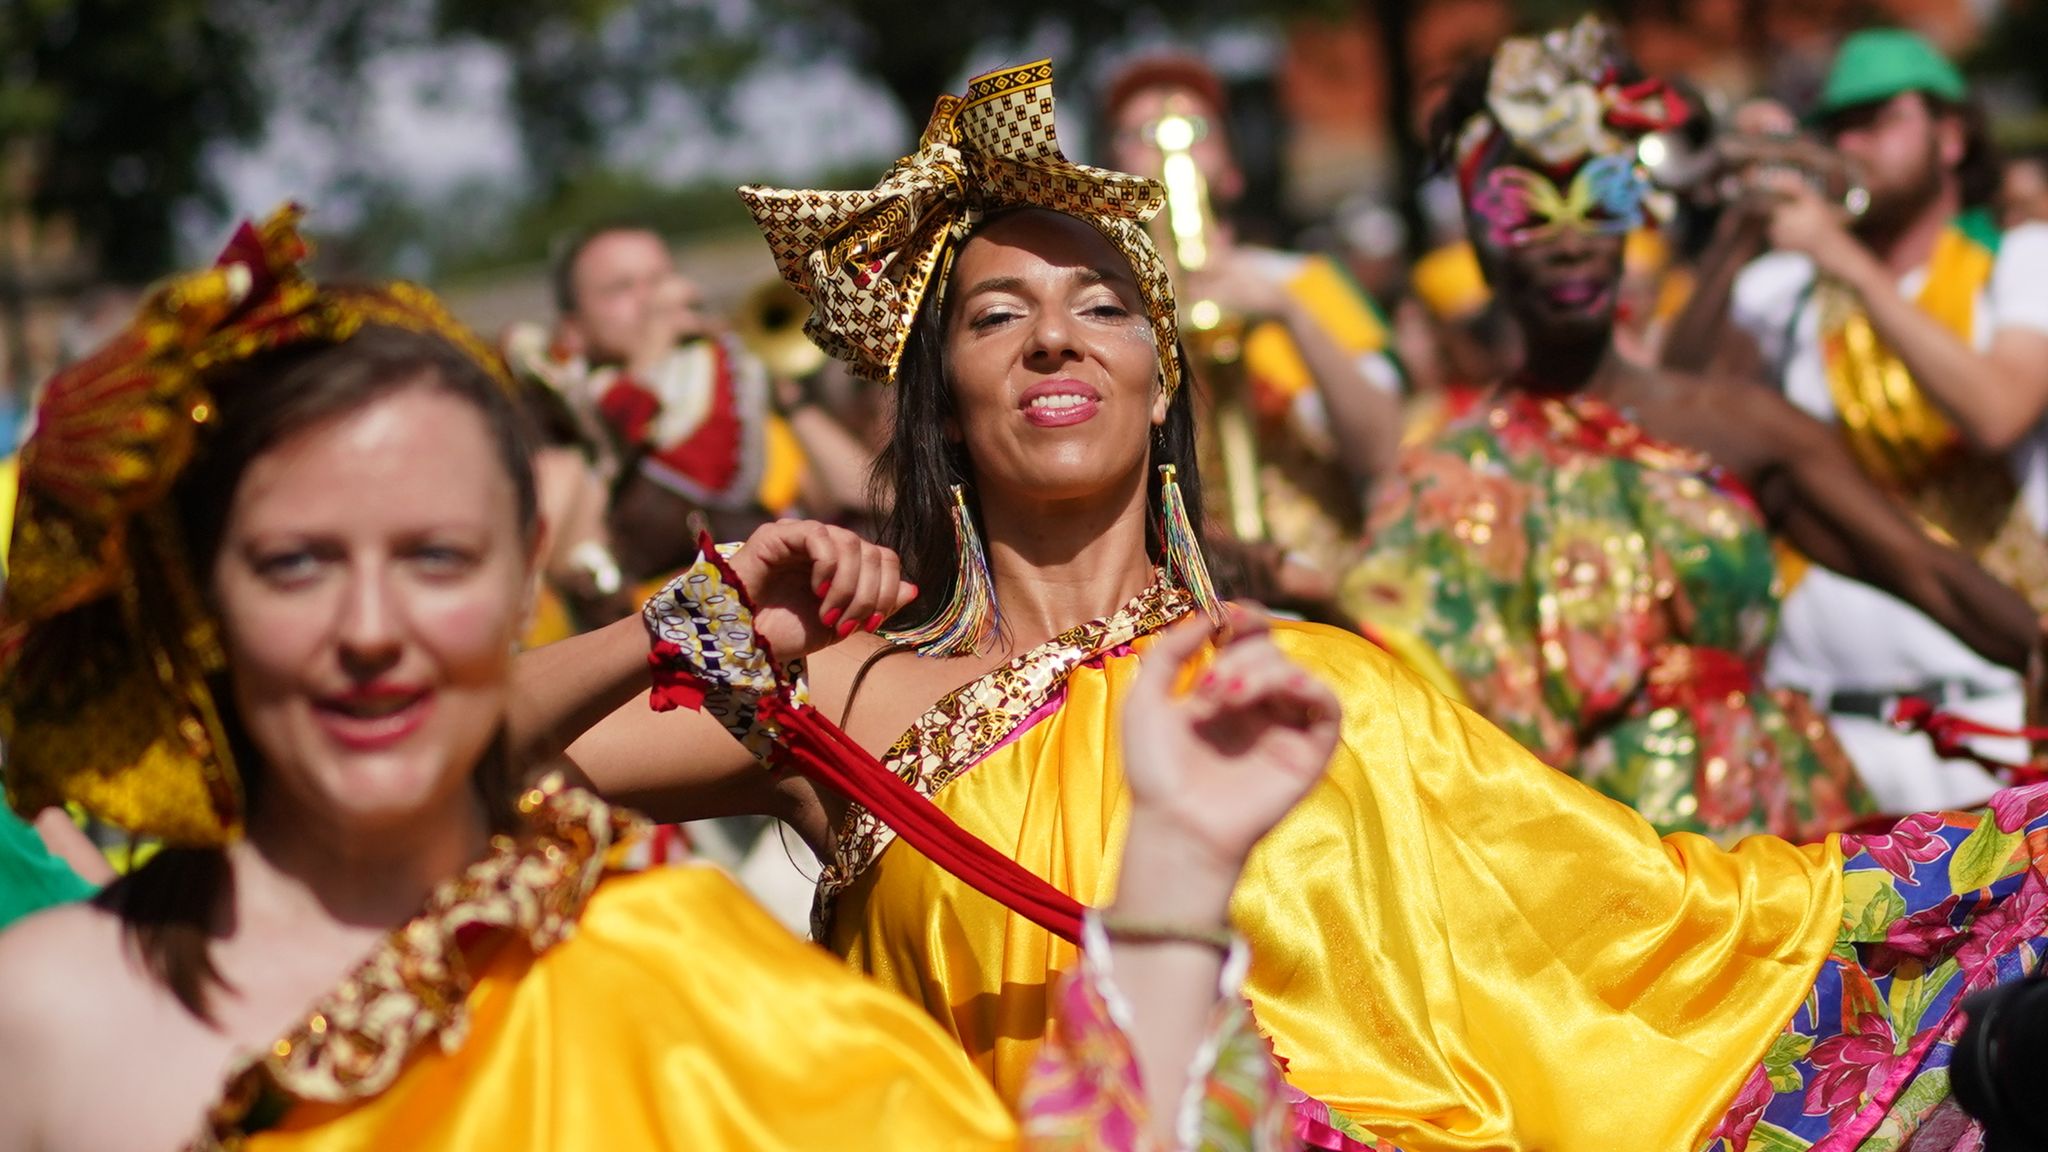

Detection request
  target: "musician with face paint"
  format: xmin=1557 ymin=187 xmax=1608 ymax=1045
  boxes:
xmin=1343 ymin=19 xmax=2040 ymax=845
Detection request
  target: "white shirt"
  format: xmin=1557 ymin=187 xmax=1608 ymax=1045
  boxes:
xmin=1730 ymin=221 xmax=2048 ymax=696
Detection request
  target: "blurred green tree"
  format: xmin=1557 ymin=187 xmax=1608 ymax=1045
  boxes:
xmin=1 ymin=0 xmax=263 ymax=283
xmin=2 ymin=0 xmax=1361 ymax=286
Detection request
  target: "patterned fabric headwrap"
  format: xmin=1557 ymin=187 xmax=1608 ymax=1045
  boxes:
xmin=0 ymin=204 xmax=514 ymax=847
xmin=740 ymin=59 xmax=1183 ymax=396
xmin=1453 ymin=16 xmax=1686 ymax=214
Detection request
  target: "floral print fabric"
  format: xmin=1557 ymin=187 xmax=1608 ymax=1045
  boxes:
xmin=1344 ymin=394 xmax=1873 ymax=843
xmin=1701 ymin=786 xmax=2048 ymax=1152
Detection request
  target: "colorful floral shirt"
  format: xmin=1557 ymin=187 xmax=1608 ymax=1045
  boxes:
xmin=1344 ymin=393 xmax=1874 ymax=843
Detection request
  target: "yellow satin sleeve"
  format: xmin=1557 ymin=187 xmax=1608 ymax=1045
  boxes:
xmin=256 ymin=866 xmax=1017 ymax=1151
xmin=833 ymin=622 xmax=1844 ymax=1152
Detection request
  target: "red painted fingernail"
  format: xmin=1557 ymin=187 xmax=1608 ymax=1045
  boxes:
xmin=837 ymin=618 xmax=859 ymax=638
xmin=818 ymin=580 xmax=832 ymax=597
xmin=864 ymin=612 xmax=885 ymax=631
xmin=821 ymin=606 xmax=843 ymax=627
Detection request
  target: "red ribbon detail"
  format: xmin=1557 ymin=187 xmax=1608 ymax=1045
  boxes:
xmin=1888 ymin=697 xmax=2048 ymax=787
xmin=759 ymin=694 xmax=1087 ymax=943
xmin=652 ymin=534 xmax=1087 ymax=943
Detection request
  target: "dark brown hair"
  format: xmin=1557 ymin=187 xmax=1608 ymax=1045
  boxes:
xmin=95 ymin=323 xmax=539 ymax=1022
xmin=1929 ymin=93 xmax=2003 ymax=211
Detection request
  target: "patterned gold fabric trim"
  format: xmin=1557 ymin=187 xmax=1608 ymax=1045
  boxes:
xmin=739 ymin=59 xmax=1184 ymax=396
xmin=194 ymin=778 xmax=645 ymax=1148
xmin=812 ymin=580 xmax=1191 ymax=936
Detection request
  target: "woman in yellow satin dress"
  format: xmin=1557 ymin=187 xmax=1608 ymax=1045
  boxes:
xmin=0 ymin=212 xmax=1319 ymax=1152
xmin=564 ymin=55 xmax=2048 ymax=1152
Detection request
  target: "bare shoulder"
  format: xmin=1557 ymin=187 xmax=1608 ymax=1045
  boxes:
xmin=0 ymin=901 xmax=129 ymax=1029
xmin=0 ymin=901 xmax=133 ymax=1045
xmin=0 ymin=899 xmax=245 ymax=1152
xmin=0 ymin=901 xmax=130 ymax=1129
xmin=805 ymin=631 xmax=903 ymax=723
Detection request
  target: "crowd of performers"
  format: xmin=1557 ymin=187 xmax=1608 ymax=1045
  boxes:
xmin=0 ymin=15 xmax=2045 ymax=1152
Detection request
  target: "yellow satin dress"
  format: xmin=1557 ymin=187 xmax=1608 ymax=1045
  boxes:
xmin=249 ymin=866 xmax=1017 ymax=1151
xmin=829 ymin=612 xmax=1845 ymax=1152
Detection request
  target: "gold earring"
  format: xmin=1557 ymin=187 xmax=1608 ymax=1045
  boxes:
xmin=1156 ymin=465 xmax=1225 ymax=626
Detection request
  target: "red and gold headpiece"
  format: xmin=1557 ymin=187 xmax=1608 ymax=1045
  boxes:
xmin=0 ymin=204 xmax=511 ymax=847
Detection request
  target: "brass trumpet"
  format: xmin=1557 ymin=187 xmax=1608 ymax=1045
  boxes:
xmin=734 ymin=278 xmax=827 ymax=380
xmin=1638 ymin=128 xmax=1870 ymax=217
xmin=1149 ymin=109 xmax=1267 ymax=542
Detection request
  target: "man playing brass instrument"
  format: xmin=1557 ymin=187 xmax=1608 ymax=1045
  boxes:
xmin=1710 ymin=30 xmax=2048 ymax=810
xmin=507 ymin=225 xmax=873 ymax=603
xmin=1099 ymin=55 xmax=1405 ymax=594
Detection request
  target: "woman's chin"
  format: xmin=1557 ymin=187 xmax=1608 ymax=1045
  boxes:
xmin=991 ymin=467 xmax=1137 ymax=506
xmin=1531 ymin=301 xmax=1618 ymax=341
xmin=278 ymin=750 xmax=474 ymax=834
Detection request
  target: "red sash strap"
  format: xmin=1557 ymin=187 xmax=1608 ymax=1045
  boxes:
xmin=646 ymin=534 xmax=1086 ymax=943
xmin=758 ymin=696 xmax=1087 ymax=942
xmin=1887 ymin=697 xmax=2048 ymax=787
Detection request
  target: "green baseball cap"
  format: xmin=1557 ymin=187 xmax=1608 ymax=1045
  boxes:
xmin=1813 ymin=28 xmax=1967 ymax=120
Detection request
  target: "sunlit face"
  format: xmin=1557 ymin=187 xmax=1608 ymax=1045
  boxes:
xmin=1465 ymin=153 xmax=1629 ymax=340
xmin=1826 ymin=92 xmax=1956 ymax=234
xmin=212 ymin=384 xmax=533 ymax=837
xmin=943 ymin=210 xmax=1170 ymax=506
xmin=1106 ymin=84 xmax=1245 ymax=207
xmin=563 ymin=229 xmax=704 ymax=364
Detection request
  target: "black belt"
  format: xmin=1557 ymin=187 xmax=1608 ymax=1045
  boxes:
xmin=1815 ymin=679 xmax=2005 ymax=721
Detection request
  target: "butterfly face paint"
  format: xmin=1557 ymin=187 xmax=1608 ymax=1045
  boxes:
xmin=1469 ymin=153 xmax=1647 ymax=250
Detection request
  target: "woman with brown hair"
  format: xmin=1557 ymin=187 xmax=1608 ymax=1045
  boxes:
xmin=0 ymin=209 xmax=1321 ymax=1151
xmin=564 ymin=59 xmax=2048 ymax=1150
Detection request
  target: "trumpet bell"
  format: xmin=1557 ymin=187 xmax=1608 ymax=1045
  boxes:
xmin=735 ymin=279 xmax=828 ymax=380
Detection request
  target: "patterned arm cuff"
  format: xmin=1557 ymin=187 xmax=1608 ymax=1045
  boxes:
xmin=640 ymin=538 xmax=806 ymax=762
xmin=1018 ymin=912 xmax=1290 ymax=1152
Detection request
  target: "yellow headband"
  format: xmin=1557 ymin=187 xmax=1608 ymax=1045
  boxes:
xmin=739 ymin=60 xmax=1184 ymax=395
xmin=0 ymin=204 xmax=512 ymax=846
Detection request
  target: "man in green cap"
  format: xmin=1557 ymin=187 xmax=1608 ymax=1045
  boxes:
xmin=1723 ymin=27 xmax=2048 ymax=812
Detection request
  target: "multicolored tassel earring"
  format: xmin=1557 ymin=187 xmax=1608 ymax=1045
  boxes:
xmin=1157 ymin=464 xmax=1227 ymax=626
xmin=882 ymin=484 xmax=1001 ymax=657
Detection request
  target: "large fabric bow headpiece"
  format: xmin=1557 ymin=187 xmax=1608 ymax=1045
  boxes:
xmin=1454 ymin=17 xmax=1687 ymax=196
xmin=0 ymin=205 xmax=512 ymax=847
xmin=740 ymin=60 xmax=1183 ymax=395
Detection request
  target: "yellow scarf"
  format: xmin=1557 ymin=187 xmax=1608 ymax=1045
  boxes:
xmin=830 ymin=615 xmax=1843 ymax=1151
xmin=1817 ymin=219 xmax=2048 ymax=606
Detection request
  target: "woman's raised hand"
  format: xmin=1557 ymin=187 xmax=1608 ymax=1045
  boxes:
xmin=1118 ymin=606 xmax=1341 ymax=898
xmin=722 ymin=520 xmax=918 ymax=660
